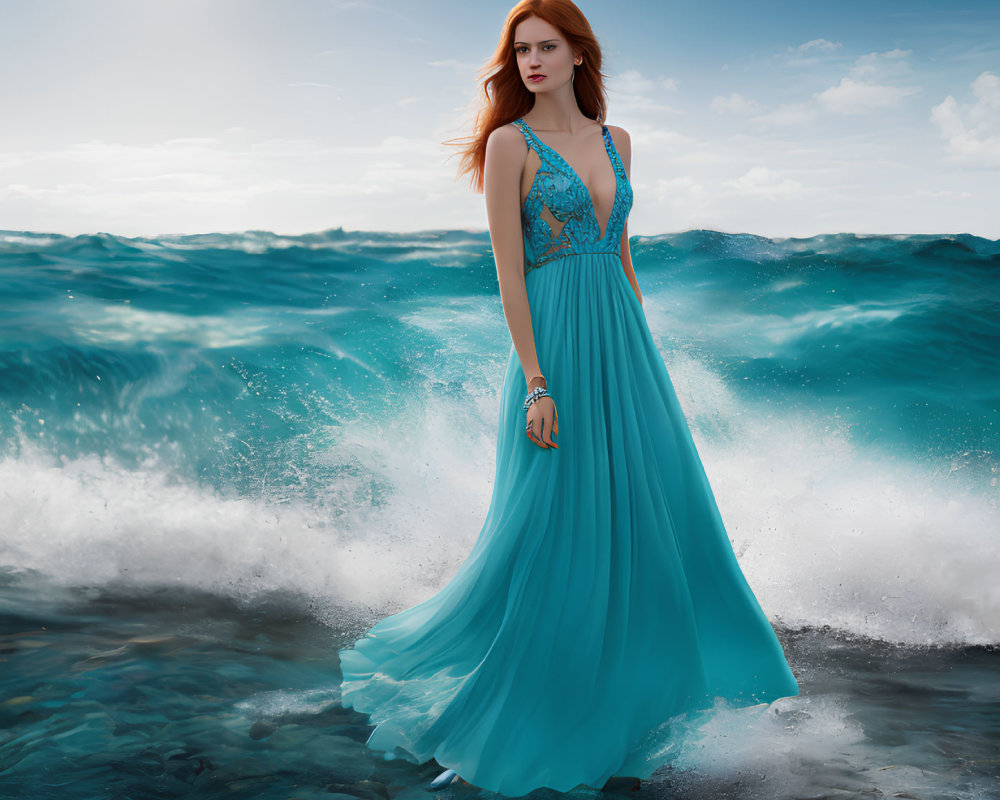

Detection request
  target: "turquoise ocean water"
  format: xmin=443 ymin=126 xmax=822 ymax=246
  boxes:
xmin=1 ymin=227 xmax=998 ymax=799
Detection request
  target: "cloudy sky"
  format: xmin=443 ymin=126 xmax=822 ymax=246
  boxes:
xmin=1 ymin=0 xmax=997 ymax=239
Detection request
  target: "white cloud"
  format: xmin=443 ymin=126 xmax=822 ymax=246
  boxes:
xmin=0 ymin=133 xmax=461 ymax=235
xmin=796 ymin=38 xmax=842 ymax=54
xmin=648 ymin=175 xmax=710 ymax=216
xmin=609 ymin=69 xmax=685 ymax=115
xmin=811 ymin=48 xmax=920 ymax=114
xmin=816 ymin=77 xmax=921 ymax=114
xmin=724 ymin=166 xmax=804 ymax=199
xmin=756 ymin=47 xmax=920 ymax=124
xmin=912 ymin=189 xmax=974 ymax=200
xmin=850 ymin=48 xmax=912 ymax=82
xmin=428 ymin=59 xmax=479 ymax=73
xmin=629 ymin=125 xmax=708 ymax=163
xmin=655 ymin=175 xmax=704 ymax=194
xmin=660 ymin=77 xmax=679 ymax=92
xmin=930 ymin=71 xmax=1000 ymax=168
xmin=287 ymin=82 xmax=336 ymax=89
xmin=711 ymin=93 xmax=764 ymax=115
xmin=751 ymin=102 xmax=818 ymax=127
xmin=784 ymin=38 xmax=843 ymax=67
xmin=615 ymin=69 xmax=658 ymax=94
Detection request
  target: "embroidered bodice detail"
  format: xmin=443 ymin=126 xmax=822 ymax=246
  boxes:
xmin=512 ymin=117 xmax=633 ymax=274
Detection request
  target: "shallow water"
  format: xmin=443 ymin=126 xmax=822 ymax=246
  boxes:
xmin=1 ymin=570 xmax=997 ymax=800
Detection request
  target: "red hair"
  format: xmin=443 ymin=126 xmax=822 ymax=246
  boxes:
xmin=443 ymin=0 xmax=608 ymax=193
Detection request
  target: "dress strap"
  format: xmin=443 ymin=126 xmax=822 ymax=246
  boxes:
xmin=512 ymin=118 xmax=545 ymax=158
xmin=515 ymin=117 xmax=621 ymax=177
xmin=601 ymin=125 xmax=626 ymax=180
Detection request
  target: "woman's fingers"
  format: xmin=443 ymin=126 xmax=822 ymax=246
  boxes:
xmin=525 ymin=398 xmax=558 ymax=449
xmin=526 ymin=416 xmax=547 ymax=448
xmin=541 ymin=402 xmax=558 ymax=448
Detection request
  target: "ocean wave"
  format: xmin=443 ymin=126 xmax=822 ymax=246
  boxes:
xmin=1 ymin=226 xmax=997 ymax=646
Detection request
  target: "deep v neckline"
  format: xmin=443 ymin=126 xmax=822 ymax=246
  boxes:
xmin=517 ymin=117 xmax=620 ymax=242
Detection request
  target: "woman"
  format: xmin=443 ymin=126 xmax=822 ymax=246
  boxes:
xmin=338 ymin=1 xmax=800 ymax=795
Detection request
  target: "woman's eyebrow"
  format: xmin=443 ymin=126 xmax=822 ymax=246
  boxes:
xmin=513 ymin=38 xmax=560 ymax=45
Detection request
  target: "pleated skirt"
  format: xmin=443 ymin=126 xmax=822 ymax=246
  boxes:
xmin=338 ymin=251 xmax=799 ymax=796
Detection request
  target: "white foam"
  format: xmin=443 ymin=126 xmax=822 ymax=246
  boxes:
xmin=658 ymin=350 xmax=999 ymax=646
xmin=0 ymin=377 xmax=500 ymax=627
xmin=641 ymin=290 xmax=924 ymax=355
xmin=61 ymin=302 xmax=272 ymax=348
xmin=0 ymin=233 xmax=59 ymax=248
xmin=0 ymin=345 xmax=996 ymax=646
xmin=650 ymin=694 xmax=866 ymax=796
xmin=649 ymin=691 xmax=995 ymax=800
xmin=234 ymin=687 xmax=341 ymax=719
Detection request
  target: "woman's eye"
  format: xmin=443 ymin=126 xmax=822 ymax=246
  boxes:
xmin=515 ymin=44 xmax=556 ymax=54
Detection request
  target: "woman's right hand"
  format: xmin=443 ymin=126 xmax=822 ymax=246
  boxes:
xmin=526 ymin=396 xmax=559 ymax=449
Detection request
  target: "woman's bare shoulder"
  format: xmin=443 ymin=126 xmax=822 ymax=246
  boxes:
xmin=487 ymin=121 xmax=527 ymax=148
xmin=486 ymin=122 xmax=528 ymax=160
xmin=485 ymin=122 xmax=528 ymax=172
xmin=604 ymin=123 xmax=631 ymax=147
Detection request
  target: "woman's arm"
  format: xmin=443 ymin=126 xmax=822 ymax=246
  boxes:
xmin=484 ymin=124 xmax=557 ymax=449
xmin=620 ymin=221 xmax=641 ymax=306
xmin=610 ymin=126 xmax=642 ymax=306
xmin=484 ymin=124 xmax=543 ymax=388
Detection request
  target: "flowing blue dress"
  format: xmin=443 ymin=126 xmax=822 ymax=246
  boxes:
xmin=338 ymin=116 xmax=799 ymax=796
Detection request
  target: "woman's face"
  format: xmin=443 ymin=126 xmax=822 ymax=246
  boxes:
xmin=512 ymin=15 xmax=578 ymax=94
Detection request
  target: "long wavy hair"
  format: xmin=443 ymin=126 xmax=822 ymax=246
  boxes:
xmin=444 ymin=0 xmax=608 ymax=194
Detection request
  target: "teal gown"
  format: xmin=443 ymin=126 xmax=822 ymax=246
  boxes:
xmin=337 ymin=116 xmax=799 ymax=796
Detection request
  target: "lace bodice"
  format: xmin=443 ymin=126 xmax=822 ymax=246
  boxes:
xmin=512 ymin=117 xmax=633 ymax=274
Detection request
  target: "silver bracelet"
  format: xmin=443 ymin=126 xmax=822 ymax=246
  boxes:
xmin=523 ymin=386 xmax=551 ymax=412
